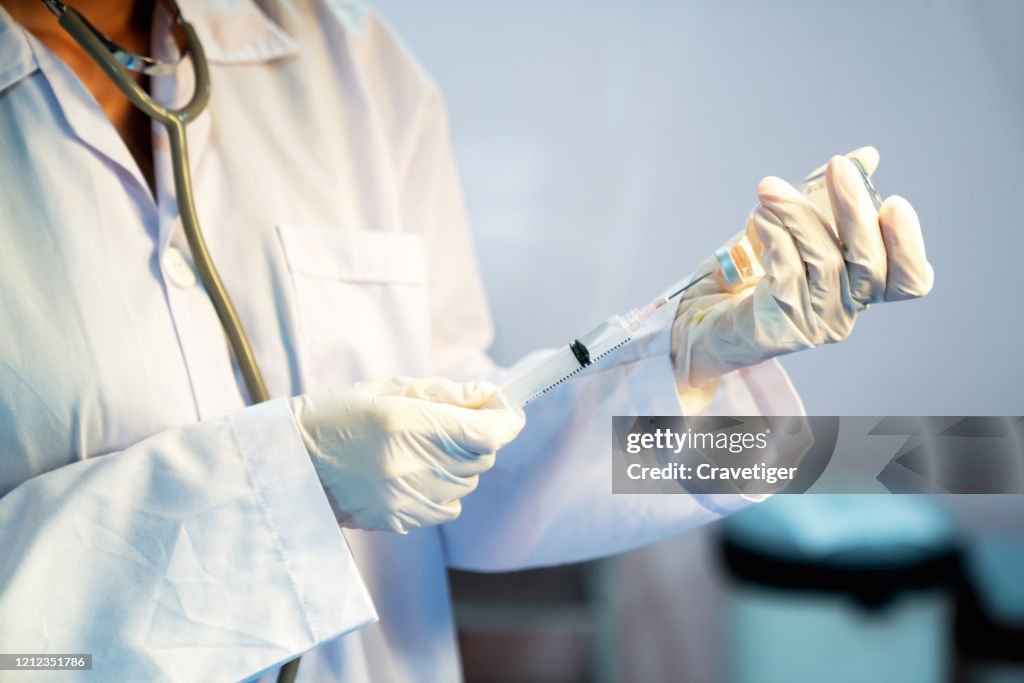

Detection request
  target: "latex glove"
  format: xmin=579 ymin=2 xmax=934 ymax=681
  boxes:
xmin=672 ymin=147 xmax=934 ymax=407
xmin=290 ymin=377 xmax=525 ymax=533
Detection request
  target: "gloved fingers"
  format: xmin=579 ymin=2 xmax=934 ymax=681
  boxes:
xmin=348 ymin=469 xmax=478 ymax=534
xmin=354 ymin=376 xmax=410 ymax=396
xmin=756 ymin=177 xmax=850 ymax=324
xmin=878 ymin=195 xmax=934 ymax=301
xmin=757 ymin=176 xmax=842 ymax=258
xmin=443 ymin=380 xmax=500 ymax=408
xmin=425 ymin=401 xmax=526 ymax=455
xmin=385 ymin=376 xmax=500 ymax=408
xmin=407 ymin=461 xmax=483 ymax=498
xmin=804 ymin=145 xmax=880 ymax=181
xmin=429 ymin=499 xmax=463 ymax=525
xmin=750 ymin=209 xmax=815 ymax=327
xmin=394 ymin=488 xmax=465 ymax=532
xmin=826 ymin=155 xmax=888 ymax=305
xmin=421 ymin=432 xmax=497 ymax=477
xmin=436 ymin=474 xmax=481 ymax=502
xmin=373 ymin=375 xmax=443 ymax=398
xmin=382 ymin=375 xmax=438 ymax=398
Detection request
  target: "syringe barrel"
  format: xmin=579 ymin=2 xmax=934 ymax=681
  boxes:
xmin=499 ymin=344 xmax=585 ymax=408
xmin=499 ymin=316 xmax=634 ymax=408
xmin=715 ymin=157 xmax=882 ymax=291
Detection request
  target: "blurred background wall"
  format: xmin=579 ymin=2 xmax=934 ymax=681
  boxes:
xmin=373 ymin=1 xmax=1024 ymax=681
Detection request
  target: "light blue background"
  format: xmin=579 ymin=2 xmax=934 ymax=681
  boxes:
xmin=375 ymin=0 xmax=1024 ymax=415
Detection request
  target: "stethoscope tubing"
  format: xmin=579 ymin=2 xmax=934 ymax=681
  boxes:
xmin=56 ymin=7 xmax=299 ymax=682
xmin=57 ymin=7 xmax=270 ymax=407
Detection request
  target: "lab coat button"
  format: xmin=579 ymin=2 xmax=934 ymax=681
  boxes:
xmin=163 ymin=247 xmax=198 ymax=288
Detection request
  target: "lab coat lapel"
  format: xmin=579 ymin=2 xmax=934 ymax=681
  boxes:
xmin=29 ymin=42 xmax=155 ymax=207
xmin=148 ymin=0 xmax=299 ymax=249
xmin=1 ymin=7 xmax=147 ymax=194
xmin=175 ymin=0 xmax=299 ymax=65
xmin=0 ymin=6 xmax=35 ymax=94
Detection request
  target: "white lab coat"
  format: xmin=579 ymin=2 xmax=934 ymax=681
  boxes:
xmin=0 ymin=1 xmax=801 ymax=681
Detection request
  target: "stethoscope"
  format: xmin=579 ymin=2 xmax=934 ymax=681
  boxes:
xmin=40 ymin=1 xmax=299 ymax=681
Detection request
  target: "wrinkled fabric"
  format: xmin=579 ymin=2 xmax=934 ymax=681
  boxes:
xmin=0 ymin=1 xmax=801 ymax=681
xmin=0 ymin=398 xmax=377 ymax=682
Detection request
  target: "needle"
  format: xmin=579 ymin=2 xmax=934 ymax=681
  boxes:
xmin=666 ymin=271 xmax=712 ymax=301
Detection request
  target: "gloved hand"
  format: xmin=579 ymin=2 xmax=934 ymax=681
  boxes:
xmin=290 ymin=377 xmax=525 ymax=533
xmin=672 ymin=147 xmax=934 ymax=408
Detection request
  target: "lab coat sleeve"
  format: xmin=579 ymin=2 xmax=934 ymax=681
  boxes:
xmin=0 ymin=399 xmax=376 ymax=682
xmin=397 ymin=81 xmax=803 ymax=572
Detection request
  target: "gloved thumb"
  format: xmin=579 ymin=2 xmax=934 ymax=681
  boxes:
xmin=429 ymin=400 xmax=526 ymax=454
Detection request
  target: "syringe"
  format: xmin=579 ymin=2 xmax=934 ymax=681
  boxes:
xmin=499 ymin=273 xmax=710 ymax=408
xmin=499 ymin=156 xmax=883 ymax=408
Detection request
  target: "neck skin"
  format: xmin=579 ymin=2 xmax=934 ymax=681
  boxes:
xmin=4 ymin=2 xmax=152 ymax=42
xmin=4 ymin=1 xmax=159 ymax=192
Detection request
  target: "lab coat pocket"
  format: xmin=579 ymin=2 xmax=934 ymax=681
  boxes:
xmin=277 ymin=226 xmax=432 ymax=391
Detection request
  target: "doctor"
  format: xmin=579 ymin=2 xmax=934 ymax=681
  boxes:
xmin=0 ymin=1 xmax=933 ymax=681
